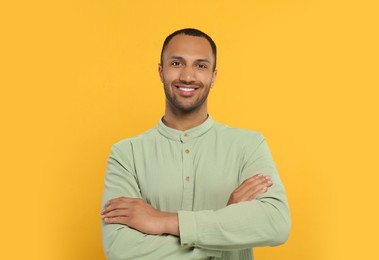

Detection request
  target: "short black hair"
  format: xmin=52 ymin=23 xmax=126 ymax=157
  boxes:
xmin=160 ymin=28 xmax=217 ymax=71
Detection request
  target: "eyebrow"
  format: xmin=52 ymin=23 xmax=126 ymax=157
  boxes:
xmin=169 ymin=56 xmax=211 ymax=64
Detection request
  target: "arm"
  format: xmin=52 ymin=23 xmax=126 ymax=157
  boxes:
xmin=101 ymin=144 xmax=221 ymax=260
xmin=103 ymin=135 xmax=290 ymax=255
xmin=177 ymin=135 xmax=291 ymax=251
xmin=102 ymin=174 xmax=272 ymax=235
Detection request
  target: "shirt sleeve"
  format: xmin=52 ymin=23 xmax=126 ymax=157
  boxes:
xmin=177 ymin=134 xmax=291 ymax=251
xmin=101 ymin=143 xmax=222 ymax=260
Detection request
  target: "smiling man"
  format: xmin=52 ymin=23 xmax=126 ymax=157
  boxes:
xmin=160 ymin=33 xmax=216 ymax=118
xmin=101 ymin=28 xmax=290 ymax=260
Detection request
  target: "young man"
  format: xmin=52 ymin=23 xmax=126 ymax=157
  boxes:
xmin=101 ymin=28 xmax=290 ymax=260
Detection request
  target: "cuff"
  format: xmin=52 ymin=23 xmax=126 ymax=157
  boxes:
xmin=178 ymin=210 xmax=197 ymax=247
xmin=178 ymin=211 xmax=222 ymax=259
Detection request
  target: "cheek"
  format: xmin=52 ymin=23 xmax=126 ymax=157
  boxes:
xmin=162 ymin=70 xmax=177 ymax=84
xmin=199 ymin=73 xmax=214 ymax=86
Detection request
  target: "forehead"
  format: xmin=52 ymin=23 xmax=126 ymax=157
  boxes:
xmin=163 ymin=34 xmax=214 ymax=63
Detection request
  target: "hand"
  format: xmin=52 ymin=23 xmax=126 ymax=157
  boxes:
xmin=101 ymin=197 xmax=179 ymax=236
xmin=227 ymin=174 xmax=272 ymax=205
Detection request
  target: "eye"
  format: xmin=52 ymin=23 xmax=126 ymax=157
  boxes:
xmin=170 ymin=61 xmax=183 ymax=67
xmin=197 ymin=64 xmax=208 ymax=69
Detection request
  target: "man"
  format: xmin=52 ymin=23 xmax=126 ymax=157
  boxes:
xmin=101 ymin=28 xmax=290 ymax=259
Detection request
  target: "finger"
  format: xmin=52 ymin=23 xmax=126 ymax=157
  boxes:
xmin=102 ymin=199 xmax=131 ymax=214
xmin=235 ymin=175 xmax=271 ymax=196
xmin=233 ymin=174 xmax=264 ymax=193
xmin=242 ymin=174 xmax=263 ymax=185
xmin=102 ymin=204 xmax=129 ymax=215
xmin=106 ymin=196 xmax=130 ymax=205
xmin=104 ymin=196 xmax=134 ymax=207
xmin=102 ymin=198 xmax=120 ymax=211
xmin=265 ymin=176 xmax=273 ymax=187
xmin=236 ymin=186 xmax=267 ymax=203
xmin=245 ymin=185 xmax=270 ymax=201
xmin=103 ymin=216 xmax=129 ymax=225
xmin=101 ymin=209 xmax=129 ymax=219
xmin=237 ymin=177 xmax=272 ymax=201
xmin=243 ymin=176 xmax=274 ymax=200
xmin=244 ymin=174 xmax=271 ymax=186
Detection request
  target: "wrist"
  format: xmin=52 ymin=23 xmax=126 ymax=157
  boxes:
xmin=160 ymin=212 xmax=179 ymax=236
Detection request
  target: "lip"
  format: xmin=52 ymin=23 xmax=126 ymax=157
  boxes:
xmin=174 ymin=84 xmax=200 ymax=97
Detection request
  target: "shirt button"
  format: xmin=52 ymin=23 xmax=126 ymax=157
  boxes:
xmin=184 ymin=133 xmax=189 ymax=137
xmin=186 ymin=176 xmax=190 ymax=181
xmin=185 ymin=149 xmax=190 ymax=154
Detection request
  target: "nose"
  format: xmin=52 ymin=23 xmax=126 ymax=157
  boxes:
xmin=179 ymin=65 xmax=195 ymax=83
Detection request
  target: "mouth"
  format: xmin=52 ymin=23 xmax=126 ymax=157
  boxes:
xmin=174 ymin=84 xmax=200 ymax=96
xmin=177 ymin=86 xmax=196 ymax=92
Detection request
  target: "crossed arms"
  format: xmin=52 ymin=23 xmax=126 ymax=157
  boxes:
xmin=101 ymin=138 xmax=290 ymax=259
xmin=101 ymin=174 xmax=273 ymax=236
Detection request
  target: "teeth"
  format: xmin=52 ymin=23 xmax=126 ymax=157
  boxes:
xmin=179 ymin=87 xmax=195 ymax=92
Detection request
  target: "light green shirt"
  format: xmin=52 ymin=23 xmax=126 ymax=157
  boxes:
xmin=101 ymin=116 xmax=290 ymax=260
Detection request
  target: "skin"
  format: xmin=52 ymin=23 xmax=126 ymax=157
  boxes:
xmin=101 ymin=34 xmax=273 ymax=236
xmin=159 ymin=34 xmax=217 ymax=131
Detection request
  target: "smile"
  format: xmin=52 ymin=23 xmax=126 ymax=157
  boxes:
xmin=178 ymin=87 xmax=196 ymax=92
xmin=174 ymin=84 xmax=200 ymax=97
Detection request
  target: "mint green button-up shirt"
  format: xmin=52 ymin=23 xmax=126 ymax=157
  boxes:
xmin=101 ymin=116 xmax=290 ymax=260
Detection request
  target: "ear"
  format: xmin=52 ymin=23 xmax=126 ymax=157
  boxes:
xmin=158 ymin=64 xmax=163 ymax=83
xmin=210 ymin=69 xmax=217 ymax=88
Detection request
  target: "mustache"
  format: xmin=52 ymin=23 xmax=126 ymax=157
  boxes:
xmin=172 ymin=80 xmax=203 ymax=87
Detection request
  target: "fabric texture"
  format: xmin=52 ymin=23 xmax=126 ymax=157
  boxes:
xmin=101 ymin=115 xmax=290 ymax=259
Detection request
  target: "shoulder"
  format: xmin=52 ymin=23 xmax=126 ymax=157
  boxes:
xmin=212 ymin=122 xmax=272 ymax=162
xmin=112 ymin=127 xmax=158 ymax=152
xmin=213 ymin=121 xmax=265 ymax=145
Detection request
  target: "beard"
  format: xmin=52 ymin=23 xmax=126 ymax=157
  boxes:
xmin=163 ymin=78 xmax=211 ymax=113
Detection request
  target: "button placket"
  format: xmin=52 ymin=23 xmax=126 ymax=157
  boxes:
xmin=181 ymin=141 xmax=194 ymax=211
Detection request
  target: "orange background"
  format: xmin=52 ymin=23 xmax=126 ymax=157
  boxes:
xmin=1 ymin=0 xmax=378 ymax=259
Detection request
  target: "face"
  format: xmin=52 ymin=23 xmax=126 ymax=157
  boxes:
xmin=159 ymin=34 xmax=217 ymax=114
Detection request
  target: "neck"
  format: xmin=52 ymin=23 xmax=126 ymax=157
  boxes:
xmin=163 ymin=105 xmax=208 ymax=131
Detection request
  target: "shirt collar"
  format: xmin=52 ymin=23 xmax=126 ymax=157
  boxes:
xmin=156 ymin=115 xmax=215 ymax=142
